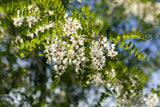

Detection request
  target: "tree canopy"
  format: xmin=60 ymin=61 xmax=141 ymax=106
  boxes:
xmin=0 ymin=0 xmax=160 ymax=106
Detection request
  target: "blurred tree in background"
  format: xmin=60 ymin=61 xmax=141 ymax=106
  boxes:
xmin=0 ymin=0 xmax=160 ymax=107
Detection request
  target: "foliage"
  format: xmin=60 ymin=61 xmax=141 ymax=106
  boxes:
xmin=0 ymin=0 xmax=160 ymax=106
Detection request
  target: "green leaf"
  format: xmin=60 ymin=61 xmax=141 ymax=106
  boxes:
xmin=20 ymin=43 xmax=24 ymax=49
xmin=19 ymin=52 xmax=24 ymax=57
xmin=129 ymin=44 xmax=135 ymax=53
xmin=134 ymin=48 xmax=138 ymax=56
xmin=122 ymin=67 xmax=128 ymax=73
xmin=138 ymin=52 xmax=142 ymax=59
xmin=127 ymin=41 xmax=131 ymax=48
xmin=141 ymin=54 xmax=144 ymax=60
xmin=151 ymin=88 xmax=155 ymax=93
xmin=119 ymin=39 xmax=125 ymax=47
xmin=124 ymin=44 xmax=128 ymax=50
xmin=25 ymin=40 xmax=30 ymax=48
xmin=145 ymin=56 xmax=148 ymax=61
xmin=15 ymin=52 xmax=20 ymax=58
xmin=50 ymin=78 xmax=60 ymax=89
xmin=31 ymin=39 xmax=36 ymax=48
xmin=38 ymin=54 xmax=44 ymax=56
xmin=72 ymin=33 xmax=77 ymax=37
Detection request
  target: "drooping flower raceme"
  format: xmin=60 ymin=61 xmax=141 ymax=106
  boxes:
xmin=44 ymin=35 xmax=87 ymax=76
xmin=90 ymin=36 xmax=118 ymax=70
xmin=87 ymin=72 xmax=105 ymax=87
xmin=90 ymin=41 xmax=105 ymax=70
xmin=63 ymin=17 xmax=82 ymax=36
xmin=99 ymin=37 xmax=118 ymax=58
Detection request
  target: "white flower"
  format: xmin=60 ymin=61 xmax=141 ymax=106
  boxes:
xmin=13 ymin=4 xmax=40 ymax=27
xmin=63 ymin=17 xmax=82 ymax=36
xmin=64 ymin=13 xmax=69 ymax=18
xmin=62 ymin=58 xmax=68 ymax=65
xmin=103 ymin=37 xmax=107 ymax=42
xmin=107 ymin=49 xmax=118 ymax=58
xmin=144 ymin=93 xmax=159 ymax=107
xmin=54 ymin=65 xmax=58 ymax=71
xmin=72 ymin=60 xmax=77 ymax=64
xmin=77 ymin=0 xmax=82 ymax=3
xmin=88 ymin=72 xmax=105 ymax=87
xmin=48 ymin=10 xmax=53 ymax=15
xmin=90 ymin=41 xmax=105 ymax=70
xmin=106 ymin=69 xmax=116 ymax=79
xmin=111 ymin=44 xmax=116 ymax=49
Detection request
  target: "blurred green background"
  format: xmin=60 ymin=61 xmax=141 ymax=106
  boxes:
xmin=0 ymin=0 xmax=160 ymax=106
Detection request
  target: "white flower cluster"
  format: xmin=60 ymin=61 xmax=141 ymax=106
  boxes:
xmin=144 ymin=93 xmax=159 ymax=107
xmin=13 ymin=5 xmax=88 ymax=77
xmin=86 ymin=69 xmax=116 ymax=87
xmin=13 ymin=5 xmax=55 ymax=38
xmin=107 ymin=44 xmax=118 ymax=58
xmin=45 ymin=38 xmax=67 ymax=75
xmin=106 ymin=69 xmax=118 ymax=90
xmin=27 ymin=22 xmax=54 ymax=38
xmin=13 ymin=4 xmax=39 ymax=27
xmin=111 ymin=82 xmax=133 ymax=105
xmin=44 ymin=15 xmax=118 ymax=77
xmin=106 ymin=69 xmax=116 ymax=81
xmin=90 ymin=41 xmax=105 ymax=70
xmin=106 ymin=73 xmax=145 ymax=106
xmin=86 ymin=72 xmax=105 ymax=87
xmin=45 ymin=35 xmax=87 ymax=76
xmin=90 ymin=37 xmax=118 ymax=70
xmin=63 ymin=16 xmax=82 ymax=36
xmin=44 ymin=16 xmax=88 ymax=76
xmin=99 ymin=37 xmax=118 ymax=58
xmin=111 ymin=0 xmax=160 ymax=24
